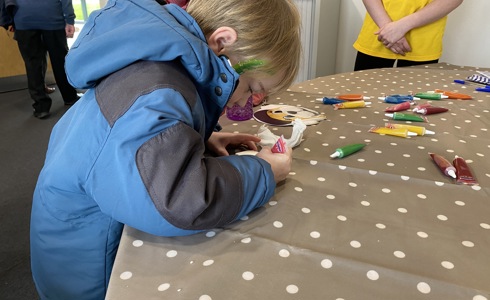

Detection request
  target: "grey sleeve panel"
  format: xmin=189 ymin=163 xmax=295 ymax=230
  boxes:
xmin=136 ymin=122 xmax=243 ymax=230
xmin=95 ymin=60 xmax=197 ymax=127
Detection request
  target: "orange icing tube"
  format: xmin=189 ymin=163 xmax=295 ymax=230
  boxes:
xmin=337 ymin=94 xmax=370 ymax=101
xmin=333 ymin=100 xmax=371 ymax=110
xmin=385 ymin=123 xmax=435 ymax=136
xmin=434 ymin=89 xmax=473 ymax=100
xmin=369 ymin=126 xmax=417 ymax=138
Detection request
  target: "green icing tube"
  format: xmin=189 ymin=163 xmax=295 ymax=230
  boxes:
xmin=414 ymin=93 xmax=448 ymax=100
xmin=330 ymin=143 xmax=366 ymax=158
xmin=385 ymin=112 xmax=427 ymax=122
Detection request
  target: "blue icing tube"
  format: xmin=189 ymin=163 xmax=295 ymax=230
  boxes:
xmin=316 ymin=97 xmax=345 ymax=105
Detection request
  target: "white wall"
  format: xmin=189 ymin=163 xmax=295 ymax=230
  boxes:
xmin=440 ymin=0 xmax=490 ymax=68
xmin=333 ymin=0 xmax=490 ymax=74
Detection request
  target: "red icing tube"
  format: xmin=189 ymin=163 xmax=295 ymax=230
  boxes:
xmin=453 ymin=156 xmax=478 ymax=185
xmin=415 ymin=106 xmax=448 ymax=115
xmin=385 ymin=101 xmax=411 ymax=112
xmin=429 ymin=153 xmax=456 ymax=179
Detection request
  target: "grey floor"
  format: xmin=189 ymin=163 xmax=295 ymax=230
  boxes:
xmin=0 ymin=74 xmax=71 ymax=300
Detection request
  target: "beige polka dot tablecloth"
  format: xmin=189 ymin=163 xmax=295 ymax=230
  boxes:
xmin=106 ymin=64 xmax=490 ymax=300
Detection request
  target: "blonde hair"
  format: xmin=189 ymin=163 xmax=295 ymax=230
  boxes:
xmin=186 ymin=0 xmax=302 ymax=94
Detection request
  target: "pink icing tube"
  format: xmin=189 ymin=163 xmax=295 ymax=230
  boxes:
xmin=271 ymin=135 xmax=287 ymax=153
xmin=429 ymin=153 xmax=456 ymax=179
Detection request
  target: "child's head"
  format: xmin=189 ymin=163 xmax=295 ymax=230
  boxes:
xmin=187 ymin=0 xmax=301 ymax=95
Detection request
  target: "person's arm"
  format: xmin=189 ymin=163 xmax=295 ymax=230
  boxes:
xmin=61 ymin=0 xmax=76 ymax=38
xmin=377 ymin=0 xmax=463 ymax=48
xmin=362 ymin=0 xmax=392 ymax=29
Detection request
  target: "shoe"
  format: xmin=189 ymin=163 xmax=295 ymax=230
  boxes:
xmin=64 ymin=96 xmax=80 ymax=106
xmin=33 ymin=111 xmax=51 ymax=119
xmin=45 ymin=86 xmax=56 ymax=94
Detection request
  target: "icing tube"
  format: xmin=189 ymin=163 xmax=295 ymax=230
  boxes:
xmin=452 ymin=156 xmax=478 ymax=185
xmin=317 ymin=97 xmax=345 ymax=105
xmin=385 ymin=123 xmax=435 ymax=136
xmin=414 ymin=93 xmax=448 ymax=100
xmin=337 ymin=94 xmax=370 ymax=101
xmin=271 ymin=135 xmax=287 ymax=153
xmin=412 ymin=103 xmax=432 ymax=112
xmin=385 ymin=101 xmax=411 ymax=112
xmin=434 ymin=89 xmax=472 ymax=100
xmin=379 ymin=95 xmax=418 ymax=104
xmin=330 ymin=143 xmax=366 ymax=158
xmin=369 ymin=127 xmax=417 ymax=138
xmin=333 ymin=100 xmax=371 ymax=110
xmin=385 ymin=112 xmax=427 ymax=122
xmin=414 ymin=106 xmax=448 ymax=115
xmin=429 ymin=153 xmax=456 ymax=179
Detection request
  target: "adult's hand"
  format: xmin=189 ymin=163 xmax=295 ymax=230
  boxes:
xmin=65 ymin=24 xmax=75 ymax=38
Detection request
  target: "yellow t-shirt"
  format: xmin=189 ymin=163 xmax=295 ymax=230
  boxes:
xmin=353 ymin=0 xmax=447 ymax=61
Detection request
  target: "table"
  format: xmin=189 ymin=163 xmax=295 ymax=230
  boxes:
xmin=106 ymin=63 xmax=490 ymax=300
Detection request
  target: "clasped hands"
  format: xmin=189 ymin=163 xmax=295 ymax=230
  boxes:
xmin=375 ymin=20 xmax=412 ymax=56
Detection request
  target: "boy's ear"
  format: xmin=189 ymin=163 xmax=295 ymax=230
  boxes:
xmin=207 ymin=27 xmax=237 ymax=55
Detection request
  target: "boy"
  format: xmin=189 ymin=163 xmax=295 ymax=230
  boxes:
xmin=30 ymin=0 xmax=301 ymax=299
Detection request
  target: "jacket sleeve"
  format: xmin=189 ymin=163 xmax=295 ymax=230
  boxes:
xmin=61 ymin=0 xmax=75 ymax=25
xmin=91 ymin=88 xmax=275 ymax=234
xmin=136 ymin=121 xmax=252 ymax=230
xmin=0 ymin=0 xmax=16 ymax=29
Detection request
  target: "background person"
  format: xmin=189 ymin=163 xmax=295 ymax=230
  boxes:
xmin=13 ymin=0 xmax=80 ymax=119
xmin=353 ymin=0 xmax=464 ymax=71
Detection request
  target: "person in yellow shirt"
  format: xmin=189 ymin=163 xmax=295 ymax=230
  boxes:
xmin=353 ymin=0 xmax=463 ymax=71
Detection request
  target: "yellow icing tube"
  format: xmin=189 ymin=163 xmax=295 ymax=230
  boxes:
xmin=385 ymin=123 xmax=435 ymax=136
xmin=369 ymin=126 xmax=417 ymax=138
xmin=333 ymin=100 xmax=371 ymax=110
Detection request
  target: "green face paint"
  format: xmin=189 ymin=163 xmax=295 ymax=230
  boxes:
xmin=330 ymin=143 xmax=366 ymax=158
xmin=232 ymin=59 xmax=264 ymax=75
xmin=385 ymin=112 xmax=427 ymax=122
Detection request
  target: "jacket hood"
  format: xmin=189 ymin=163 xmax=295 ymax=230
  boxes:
xmin=65 ymin=0 xmax=238 ymax=105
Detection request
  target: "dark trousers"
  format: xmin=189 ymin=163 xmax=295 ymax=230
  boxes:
xmin=354 ymin=51 xmax=439 ymax=71
xmin=15 ymin=29 xmax=78 ymax=112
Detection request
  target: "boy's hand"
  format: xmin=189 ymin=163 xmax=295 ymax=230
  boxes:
xmin=257 ymin=146 xmax=292 ymax=183
xmin=207 ymin=131 xmax=260 ymax=156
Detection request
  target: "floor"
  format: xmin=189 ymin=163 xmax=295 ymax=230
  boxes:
xmin=0 ymin=74 xmax=71 ymax=300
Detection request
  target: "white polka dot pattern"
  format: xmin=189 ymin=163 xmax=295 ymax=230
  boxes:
xmin=105 ymin=64 xmax=490 ymax=300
